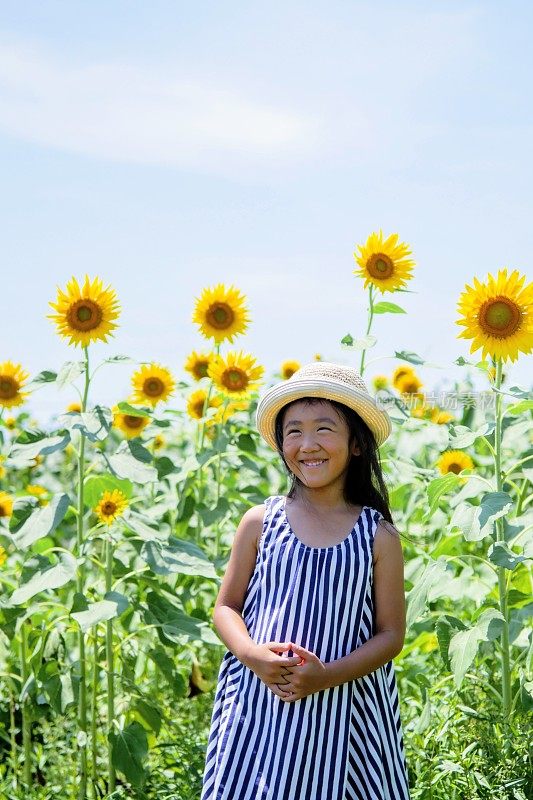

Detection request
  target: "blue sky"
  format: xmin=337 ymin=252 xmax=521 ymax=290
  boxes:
xmin=1 ymin=1 xmax=532 ymax=424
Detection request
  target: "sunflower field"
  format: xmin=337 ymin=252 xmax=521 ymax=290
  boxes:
xmin=0 ymin=233 xmax=532 ymax=800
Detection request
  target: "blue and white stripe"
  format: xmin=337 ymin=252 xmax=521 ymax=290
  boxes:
xmin=201 ymin=495 xmax=411 ymax=800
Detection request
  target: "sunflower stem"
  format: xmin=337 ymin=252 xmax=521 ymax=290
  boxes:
xmin=20 ymin=620 xmax=32 ymax=787
xmin=90 ymin=627 xmax=98 ymax=800
xmin=105 ymin=534 xmax=116 ymax=792
xmin=493 ymin=357 xmax=512 ymax=749
xmin=76 ymin=345 xmax=91 ymax=800
xmin=359 ymin=284 xmax=375 ymax=376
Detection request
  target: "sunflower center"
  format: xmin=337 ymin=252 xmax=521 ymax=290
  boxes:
xmin=102 ymin=501 xmax=117 ymax=515
xmin=207 ymin=303 xmax=235 ymax=330
xmin=0 ymin=504 xmax=6 ymax=516
xmin=68 ymin=300 xmax=103 ymax=332
xmin=223 ymin=368 xmax=248 ymax=392
xmin=194 ymin=361 xmax=209 ymax=379
xmin=367 ymin=253 xmax=394 ymax=279
xmin=0 ymin=377 xmax=18 ymax=399
xmin=124 ymin=415 xmax=144 ymax=428
xmin=143 ymin=378 xmax=165 ymax=397
xmin=447 ymin=463 xmax=462 ymax=475
xmin=193 ymin=400 xmax=206 ymax=417
xmin=479 ymin=297 xmax=521 ymax=338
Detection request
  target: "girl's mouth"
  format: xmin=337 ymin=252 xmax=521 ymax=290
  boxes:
xmin=300 ymin=459 xmax=327 ymax=467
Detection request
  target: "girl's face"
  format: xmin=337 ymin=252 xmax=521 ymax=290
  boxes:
xmin=280 ymin=399 xmax=360 ymax=492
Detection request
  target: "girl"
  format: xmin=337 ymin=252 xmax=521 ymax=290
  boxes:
xmin=201 ymin=362 xmax=410 ymax=800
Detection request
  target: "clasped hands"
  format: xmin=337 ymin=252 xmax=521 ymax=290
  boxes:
xmin=246 ymin=641 xmax=328 ymax=702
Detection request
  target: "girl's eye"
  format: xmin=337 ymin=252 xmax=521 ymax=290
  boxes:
xmin=318 ymin=427 xmax=332 ymax=431
xmin=286 ymin=429 xmax=300 ymax=435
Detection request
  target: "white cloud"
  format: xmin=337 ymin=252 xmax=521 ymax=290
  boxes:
xmin=0 ymin=41 xmax=320 ymax=172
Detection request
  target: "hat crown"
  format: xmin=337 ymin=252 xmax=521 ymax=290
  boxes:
xmin=288 ymin=362 xmax=370 ymax=397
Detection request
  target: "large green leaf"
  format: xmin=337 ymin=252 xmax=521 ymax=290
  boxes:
xmin=489 ymin=542 xmax=527 ymax=570
xmin=108 ymin=441 xmax=157 ymax=483
xmin=56 ymin=360 xmax=84 ymax=388
xmin=372 ymin=301 xmax=406 ymax=314
xmin=109 ymin=722 xmax=148 ymax=787
xmin=435 ymin=615 xmax=467 ymax=670
xmin=144 ymin=591 xmax=220 ymax=646
xmin=123 ymin=510 xmax=166 ymax=541
xmin=10 ymin=493 xmax=70 ymax=549
xmin=406 ymin=557 xmax=449 ymax=629
xmin=425 ymin=474 xmax=462 ymax=520
xmin=71 ymin=592 xmax=129 ymax=632
xmin=450 ymin=492 xmax=513 ymax=541
xmin=7 ymin=430 xmax=71 ymax=467
xmin=448 ymin=421 xmax=495 ymax=449
xmin=57 ymin=406 xmax=112 ymax=442
xmin=449 ymin=609 xmax=505 ymax=688
xmin=141 ymin=538 xmax=217 ymax=579
xmin=9 ymin=552 xmax=77 ymax=605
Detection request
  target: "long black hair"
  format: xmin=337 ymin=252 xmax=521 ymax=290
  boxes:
xmin=274 ymin=396 xmax=394 ymax=525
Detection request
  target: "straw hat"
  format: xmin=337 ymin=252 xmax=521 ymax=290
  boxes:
xmin=255 ymin=361 xmax=392 ymax=450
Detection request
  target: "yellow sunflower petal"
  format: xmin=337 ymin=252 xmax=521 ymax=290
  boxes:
xmin=0 ymin=490 xmax=14 ymax=517
xmin=130 ymin=363 xmax=176 ymax=407
xmin=47 ymin=274 xmax=121 ymax=347
xmin=94 ymin=489 xmax=129 ymax=526
xmin=354 ymin=230 xmax=416 ymax=293
xmin=436 ymin=450 xmax=474 ymax=476
xmin=208 ymin=351 xmax=264 ymax=399
xmin=0 ymin=361 xmax=31 ymax=409
xmin=192 ymin=283 xmax=250 ymax=344
xmin=184 ymin=350 xmax=215 ymax=381
xmin=112 ymin=404 xmax=151 ymax=438
xmin=281 ymin=360 xmax=300 ymax=379
xmin=456 ymin=268 xmax=533 ymax=363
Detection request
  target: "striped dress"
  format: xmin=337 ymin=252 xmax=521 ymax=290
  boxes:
xmin=201 ymin=495 xmax=411 ymax=800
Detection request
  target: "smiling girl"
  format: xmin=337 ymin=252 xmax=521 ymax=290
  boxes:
xmin=201 ymin=362 xmax=411 ymax=800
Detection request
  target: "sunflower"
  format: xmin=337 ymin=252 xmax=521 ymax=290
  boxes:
xmin=153 ymin=434 xmax=165 ymax=450
xmin=456 ymin=269 xmax=533 ymax=363
xmin=396 ymin=372 xmax=423 ymax=395
xmin=436 ymin=450 xmax=474 ymax=476
xmin=67 ymin=401 xmax=82 ymax=412
xmin=26 ymin=484 xmax=50 ymax=506
xmin=192 ymin=284 xmax=250 ymax=344
xmin=281 ymin=360 xmax=300 ymax=379
xmin=184 ymin=350 xmax=214 ymax=381
xmin=410 ymin=398 xmax=430 ymax=419
xmin=205 ymin=398 xmax=250 ymax=427
xmin=112 ymin=404 xmax=151 ymax=438
xmin=48 ymin=275 xmax=121 ymax=347
xmin=391 ymin=364 xmax=415 ymax=389
xmin=208 ymin=351 xmax=264 ymax=399
xmin=0 ymin=545 xmax=6 ymax=566
xmin=0 ymin=361 xmax=30 ymax=409
xmin=0 ymin=491 xmax=13 ymax=518
xmin=354 ymin=230 xmax=415 ymax=293
xmin=313 ymin=353 xmax=323 ymax=361
xmin=94 ymin=489 xmax=129 ymax=526
xmin=129 ymin=363 xmax=176 ymax=407
xmin=4 ymin=416 xmax=17 ymax=429
xmin=0 ymin=464 xmax=5 ymax=480
xmin=186 ymin=389 xmax=223 ymax=421
xmin=430 ymin=407 xmax=454 ymax=425
xmin=372 ymin=374 xmax=389 ymax=391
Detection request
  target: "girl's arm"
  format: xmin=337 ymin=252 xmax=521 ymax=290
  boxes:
xmin=322 ymin=520 xmax=406 ymax=690
xmin=212 ymin=504 xmax=265 ymax=668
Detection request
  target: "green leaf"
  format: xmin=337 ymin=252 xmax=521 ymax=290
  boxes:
xmin=71 ymin=592 xmax=129 ymax=632
xmin=56 ymin=361 xmax=85 ymax=389
xmin=84 ymin=475 xmax=133 ymax=508
xmin=123 ymin=510 xmax=166 ymax=541
xmin=10 ymin=493 xmax=70 ymax=549
xmin=425 ymin=474 xmax=462 ymax=520
xmin=57 ymin=406 xmax=113 ymax=442
xmin=134 ymin=699 xmax=162 ymax=735
xmin=406 ymin=557 xmax=449 ymax=629
xmin=116 ymin=402 xmax=152 ymax=418
xmin=435 ymin=615 xmax=467 ymax=670
xmin=108 ymin=442 xmax=157 ymax=483
xmin=145 ymin=591 xmax=220 ymax=646
xmin=489 ymin=542 xmax=527 ymax=570
xmin=450 ymin=492 xmax=514 ymax=541
xmin=26 ymin=369 xmax=58 ymax=388
xmin=7 ymin=431 xmax=71 ymax=467
xmin=393 ymin=350 xmax=426 ymax=366
xmin=506 ymin=399 xmax=533 ymax=415
xmin=9 ymin=552 xmax=77 ymax=605
xmin=340 ymin=333 xmax=354 ymax=346
xmin=372 ymin=301 xmax=406 ymax=314
xmin=448 ymin=421 xmax=495 ymax=449
xmin=109 ymin=722 xmax=148 ymax=787
xmin=141 ymin=538 xmax=217 ymax=579
xmin=340 ymin=334 xmax=377 ymax=351
xmin=449 ymin=609 xmax=505 ymax=688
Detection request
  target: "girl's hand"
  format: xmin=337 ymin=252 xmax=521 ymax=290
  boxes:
xmin=246 ymin=641 xmax=303 ymax=699
xmin=275 ymin=642 xmax=328 ymax=702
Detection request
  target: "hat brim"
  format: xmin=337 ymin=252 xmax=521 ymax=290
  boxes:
xmin=255 ymin=378 xmax=392 ymax=451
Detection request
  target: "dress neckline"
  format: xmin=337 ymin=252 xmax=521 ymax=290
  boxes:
xmin=281 ymin=496 xmax=366 ymax=551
